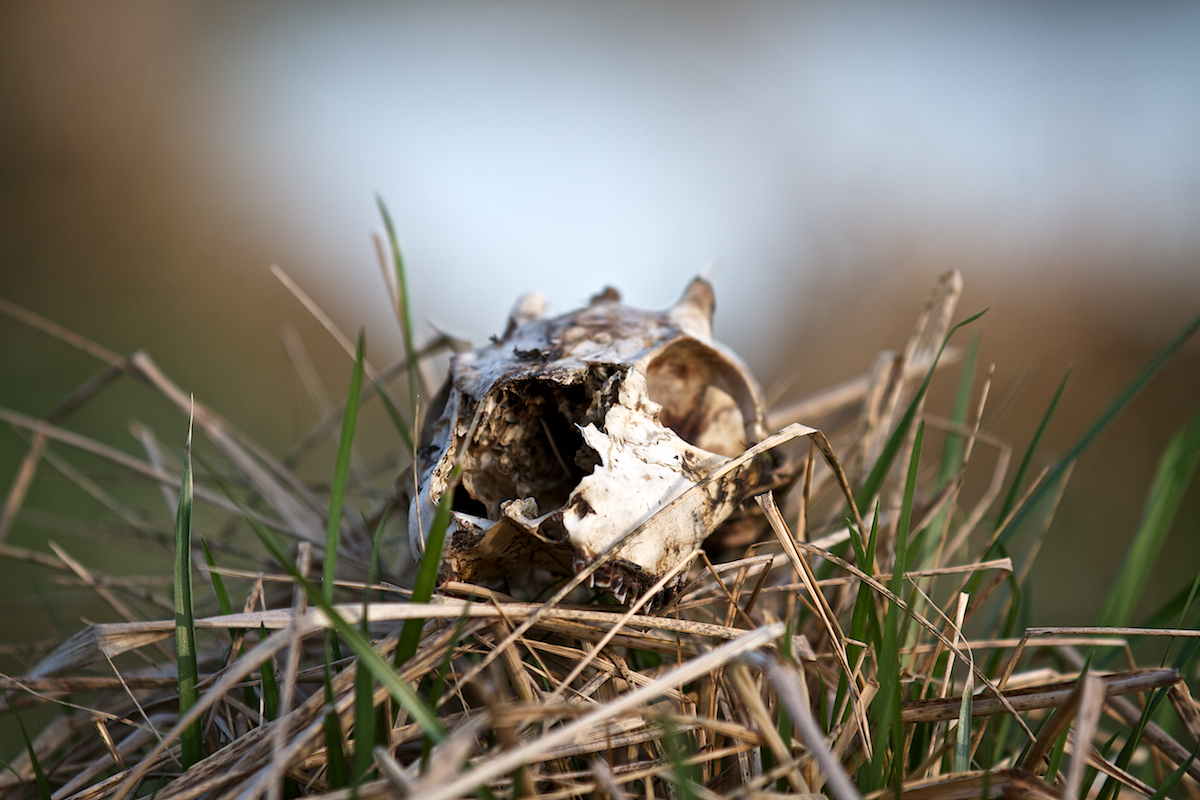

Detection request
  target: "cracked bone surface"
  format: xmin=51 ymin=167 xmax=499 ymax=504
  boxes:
xmin=407 ymin=278 xmax=778 ymax=609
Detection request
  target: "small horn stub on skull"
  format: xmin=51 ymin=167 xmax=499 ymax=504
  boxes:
xmin=668 ymin=277 xmax=716 ymax=341
xmin=590 ymin=286 xmax=621 ymax=305
xmin=503 ymin=292 xmax=547 ymax=338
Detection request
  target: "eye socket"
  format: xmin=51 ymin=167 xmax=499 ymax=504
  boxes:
xmin=457 ymin=378 xmax=599 ymax=519
xmin=644 ymin=340 xmax=756 ymax=457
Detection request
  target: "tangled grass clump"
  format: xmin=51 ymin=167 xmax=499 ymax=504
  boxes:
xmin=1 ymin=252 xmax=1199 ymax=800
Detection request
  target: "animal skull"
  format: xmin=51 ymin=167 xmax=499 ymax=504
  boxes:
xmin=407 ymin=278 xmax=780 ymax=608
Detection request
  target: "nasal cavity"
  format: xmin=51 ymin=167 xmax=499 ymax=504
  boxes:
xmin=460 ymin=380 xmax=596 ymax=519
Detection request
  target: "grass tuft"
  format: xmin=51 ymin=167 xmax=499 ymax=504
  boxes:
xmin=1098 ymin=400 xmax=1200 ymax=627
xmin=173 ymin=407 xmax=202 ymax=769
xmin=324 ymin=331 xmax=366 ymax=606
xmin=0 ymin=268 xmax=1197 ymax=800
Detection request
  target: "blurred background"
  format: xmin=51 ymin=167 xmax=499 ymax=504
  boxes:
xmin=2 ymin=1 xmax=1199 ymax=673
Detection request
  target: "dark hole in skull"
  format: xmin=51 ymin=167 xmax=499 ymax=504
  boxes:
xmin=645 ymin=340 xmax=755 ymax=458
xmin=456 ymin=378 xmax=604 ymax=520
xmin=451 ymin=484 xmax=488 ymax=518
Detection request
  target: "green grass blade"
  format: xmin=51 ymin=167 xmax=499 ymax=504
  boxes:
xmin=0 ymin=758 xmax=39 ymax=800
xmin=659 ymin=716 xmax=701 ymax=800
xmin=892 ymin=422 xmax=924 ymax=788
xmin=1098 ymin=401 xmax=1200 ymax=627
xmin=983 ymin=567 xmax=1023 ymax=679
xmin=1146 ymin=748 xmax=1197 ymax=800
xmin=322 ymin=678 xmax=349 ymax=790
xmin=273 ymin=536 xmax=445 ymax=740
xmin=174 ymin=418 xmax=203 ymax=769
xmin=855 ymin=310 xmax=986 ymax=515
xmin=993 ymin=310 xmax=1200 ymax=555
xmin=198 ymin=454 xmax=448 ymax=743
xmin=1141 ymin=581 xmax=1198 ymax=631
xmin=325 ymin=331 xmax=366 ymax=605
xmin=996 ymin=367 xmax=1071 ymax=526
xmin=840 ymin=508 xmax=880 ymax=725
xmin=362 ymin=507 xmax=389 ymax=610
xmin=1169 ymin=594 xmax=1200 ymax=673
xmin=1178 ymin=569 xmax=1200 ymax=630
xmin=1153 ymin=569 xmax=1200 ymax=669
xmin=865 ymin=584 xmax=899 ymax=789
xmin=200 ymin=536 xmax=248 ymax=688
xmin=202 ymin=536 xmax=259 ymax=710
xmin=865 ymin=424 xmax=924 ymax=793
xmin=920 ymin=334 xmax=980 ymax=569
xmin=1097 ymin=686 xmax=1172 ymax=800
xmin=396 ymin=467 xmax=458 ymax=667
xmin=3 ymin=692 xmax=51 ymax=800
xmin=1079 ymin=732 xmax=1119 ymax=800
xmin=939 ymin=332 xmax=980 ymax=487
xmin=775 ymin=697 xmax=794 ymax=791
xmin=200 ymin=538 xmax=234 ymax=617
xmin=376 ymin=196 xmax=425 ymax=417
xmin=954 ymin=674 xmax=973 ymax=773
xmin=1044 ymin=718 xmax=1069 ymax=783
xmin=371 ymin=374 xmax=413 ymax=452
xmin=774 ymin=620 xmax=796 ymax=790
xmin=986 ymin=714 xmax=1016 ymax=772
xmin=895 ymin=422 xmax=924 ymax=584
xmin=352 ymin=509 xmax=390 ymax=782
xmin=428 ymin=610 xmax=470 ymax=713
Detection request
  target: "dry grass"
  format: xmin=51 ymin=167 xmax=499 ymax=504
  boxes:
xmin=1 ymin=269 xmax=1198 ymax=800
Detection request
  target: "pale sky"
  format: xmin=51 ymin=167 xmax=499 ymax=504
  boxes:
xmin=172 ymin=2 xmax=1200 ymax=356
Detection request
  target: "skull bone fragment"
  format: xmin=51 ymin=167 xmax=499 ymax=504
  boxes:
xmin=407 ymin=278 xmax=782 ymax=609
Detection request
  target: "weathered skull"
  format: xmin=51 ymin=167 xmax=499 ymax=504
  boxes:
xmin=408 ymin=278 xmax=779 ymax=608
